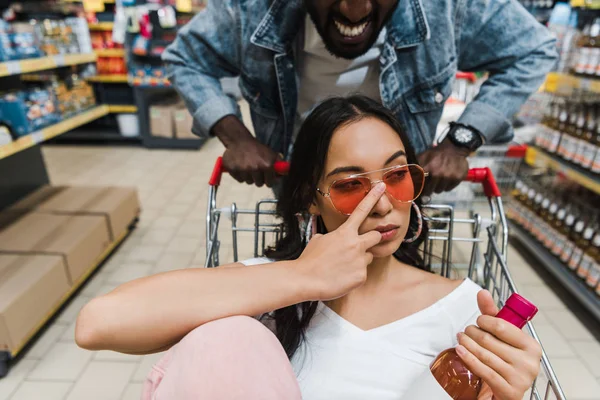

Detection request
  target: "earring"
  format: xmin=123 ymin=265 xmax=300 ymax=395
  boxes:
xmin=403 ymin=203 xmax=423 ymax=244
xmin=305 ymin=214 xmax=317 ymax=243
xmin=296 ymin=213 xmax=318 ymax=243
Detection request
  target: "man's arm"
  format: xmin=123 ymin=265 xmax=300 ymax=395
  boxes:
xmin=162 ymin=1 xmax=242 ymax=138
xmin=456 ymin=0 xmax=558 ymax=143
xmin=162 ymin=2 xmax=278 ymax=187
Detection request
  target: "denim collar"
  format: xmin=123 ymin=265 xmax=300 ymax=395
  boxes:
xmin=250 ymin=0 xmax=430 ymax=54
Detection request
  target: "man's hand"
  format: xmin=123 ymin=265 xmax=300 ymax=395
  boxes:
xmin=211 ymin=115 xmax=279 ymax=187
xmin=417 ymin=139 xmax=470 ymax=196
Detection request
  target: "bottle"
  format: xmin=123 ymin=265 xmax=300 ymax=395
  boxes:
xmin=571 ymin=223 xmax=596 ymax=272
xmin=566 ymin=215 xmax=589 ymax=270
xmin=547 ymin=100 xmax=564 ymax=153
xmin=572 ymin=105 xmax=588 ymax=165
xmin=536 ymin=194 xmax=552 ymax=244
xmin=551 ymin=204 xmax=568 ymax=257
xmin=587 ymin=19 xmax=600 ymax=76
xmin=430 ymin=294 xmax=538 ymax=400
xmin=578 ymin=231 xmax=600 ymax=279
xmin=544 ymin=199 xmax=561 ymax=250
xmin=559 ymin=207 xmax=578 ymax=264
xmin=592 ymin=120 xmax=600 ymax=174
xmin=580 ymin=106 xmax=598 ymax=169
xmin=574 ymin=23 xmax=592 ymax=75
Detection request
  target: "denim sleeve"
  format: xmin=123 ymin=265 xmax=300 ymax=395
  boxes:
xmin=162 ymin=0 xmax=242 ymax=138
xmin=456 ymin=0 xmax=558 ymax=143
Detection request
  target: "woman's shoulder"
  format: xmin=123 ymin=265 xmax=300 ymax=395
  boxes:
xmin=418 ymin=272 xmax=482 ymax=327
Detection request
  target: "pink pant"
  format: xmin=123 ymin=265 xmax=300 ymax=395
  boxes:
xmin=142 ymin=316 xmax=302 ymax=400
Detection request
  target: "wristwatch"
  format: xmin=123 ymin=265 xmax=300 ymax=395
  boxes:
xmin=445 ymin=122 xmax=484 ymax=152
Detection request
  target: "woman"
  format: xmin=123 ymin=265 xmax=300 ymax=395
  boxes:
xmin=76 ymin=96 xmax=541 ymax=399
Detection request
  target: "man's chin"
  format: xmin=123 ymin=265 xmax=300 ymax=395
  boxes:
xmin=323 ymin=41 xmax=372 ymax=60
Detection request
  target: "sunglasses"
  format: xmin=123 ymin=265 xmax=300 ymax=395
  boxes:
xmin=316 ymin=164 xmax=428 ymax=215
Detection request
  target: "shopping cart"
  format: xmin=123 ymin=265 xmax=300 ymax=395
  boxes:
xmin=205 ymin=158 xmax=566 ymax=400
xmin=431 ymin=144 xmax=529 ymax=210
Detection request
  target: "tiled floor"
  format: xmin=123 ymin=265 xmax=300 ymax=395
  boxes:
xmin=1 ymin=111 xmax=600 ymax=399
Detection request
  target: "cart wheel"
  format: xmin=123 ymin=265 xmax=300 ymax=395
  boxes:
xmin=0 ymin=351 xmax=10 ymax=378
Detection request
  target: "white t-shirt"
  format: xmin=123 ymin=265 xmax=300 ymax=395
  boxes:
xmin=240 ymin=258 xmax=482 ymax=399
xmin=296 ymin=16 xmax=386 ymax=119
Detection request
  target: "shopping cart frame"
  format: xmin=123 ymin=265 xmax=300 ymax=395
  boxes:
xmin=205 ymin=157 xmax=566 ymax=400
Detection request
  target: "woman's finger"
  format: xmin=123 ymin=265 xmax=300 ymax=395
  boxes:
xmin=360 ymin=230 xmax=382 ymax=249
xmin=464 ymin=324 xmax=521 ymax=365
xmin=455 ymin=345 xmax=516 ymax=399
xmin=344 ymin=183 xmax=386 ymax=229
xmin=458 ymin=331 xmax=515 ymax=381
xmin=476 ymin=315 xmax=537 ymax=352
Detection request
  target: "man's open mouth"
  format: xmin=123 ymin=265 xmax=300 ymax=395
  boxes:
xmin=333 ymin=19 xmax=370 ymax=38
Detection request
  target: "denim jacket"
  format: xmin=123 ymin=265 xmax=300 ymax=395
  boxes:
xmin=163 ymin=0 xmax=557 ymax=155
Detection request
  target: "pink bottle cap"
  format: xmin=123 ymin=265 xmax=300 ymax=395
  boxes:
xmin=505 ymin=293 xmax=538 ymax=321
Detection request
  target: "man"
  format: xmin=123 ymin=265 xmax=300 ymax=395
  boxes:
xmin=163 ymin=0 xmax=556 ymax=194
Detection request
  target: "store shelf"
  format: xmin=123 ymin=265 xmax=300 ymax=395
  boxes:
xmin=129 ymin=76 xmax=171 ymax=87
xmin=94 ymin=49 xmax=125 ymax=57
xmin=10 ymin=223 xmax=136 ymax=357
xmin=544 ymin=72 xmax=600 ymax=96
xmin=86 ymin=74 xmax=128 ymax=83
xmin=88 ymin=22 xmax=114 ymax=31
xmin=0 ymin=106 xmax=109 ymax=160
xmin=525 ymin=146 xmax=600 ymax=195
xmin=0 ymin=53 xmax=96 ymax=78
xmin=107 ymin=105 xmax=137 ymax=113
xmin=510 ymin=223 xmax=600 ymax=322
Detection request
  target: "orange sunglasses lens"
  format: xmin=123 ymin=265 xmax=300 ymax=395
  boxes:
xmin=328 ymin=165 xmax=425 ymax=215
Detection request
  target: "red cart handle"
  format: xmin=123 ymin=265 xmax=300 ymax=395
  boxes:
xmin=209 ymin=156 xmax=290 ymax=186
xmin=466 ymin=167 xmax=501 ymax=198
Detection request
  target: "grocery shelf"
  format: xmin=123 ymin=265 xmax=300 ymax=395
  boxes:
xmin=10 ymin=222 xmax=136 ymax=357
xmin=544 ymin=72 xmax=600 ymax=96
xmin=107 ymin=105 xmax=137 ymax=113
xmin=88 ymin=22 xmax=114 ymax=31
xmin=525 ymin=146 xmax=600 ymax=195
xmin=510 ymin=223 xmax=600 ymax=322
xmin=0 ymin=53 xmax=96 ymax=78
xmin=0 ymin=106 xmax=109 ymax=160
xmin=86 ymin=74 xmax=128 ymax=83
xmin=94 ymin=49 xmax=125 ymax=57
xmin=129 ymin=76 xmax=171 ymax=87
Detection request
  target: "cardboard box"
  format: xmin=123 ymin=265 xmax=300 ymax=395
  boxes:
xmin=173 ymin=106 xmax=198 ymax=140
xmin=149 ymin=101 xmax=176 ymax=138
xmin=11 ymin=186 xmax=140 ymax=241
xmin=0 ymin=254 xmax=70 ymax=353
xmin=0 ymin=212 xmax=110 ymax=285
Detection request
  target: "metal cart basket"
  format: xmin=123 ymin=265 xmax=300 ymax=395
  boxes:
xmin=205 ymin=157 xmax=566 ymax=400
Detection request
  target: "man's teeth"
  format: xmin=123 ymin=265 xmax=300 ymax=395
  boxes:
xmin=334 ymin=21 xmax=368 ymax=37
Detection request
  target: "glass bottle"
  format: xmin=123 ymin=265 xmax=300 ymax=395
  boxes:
xmin=574 ymin=23 xmax=592 ymax=75
xmin=559 ymin=207 xmax=577 ymax=264
xmin=581 ymin=105 xmax=598 ymax=169
xmin=551 ymin=204 xmax=569 ymax=257
xmin=430 ymin=294 xmax=538 ymax=400
xmin=587 ymin=19 xmax=600 ymax=76
xmin=578 ymin=231 xmax=600 ymax=279
xmin=570 ymin=223 xmax=596 ymax=271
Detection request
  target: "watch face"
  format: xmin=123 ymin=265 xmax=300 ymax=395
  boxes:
xmin=454 ymin=127 xmax=474 ymax=144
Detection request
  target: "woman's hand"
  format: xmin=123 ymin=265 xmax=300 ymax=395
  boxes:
xmin=456 ymin=291 xmax=542 ymax=400
xmin=296 ymin=183 xmax=384 ymax=301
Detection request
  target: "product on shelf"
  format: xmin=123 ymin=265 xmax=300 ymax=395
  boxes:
xmin=536 ymin=95 xmax=600 ymax=174
xmin=49 ymin=74 xmax=96 ymax=116
xmin=0 ymin=17 xmax=92 ymax=62
xmin=509 ymin=174 xmax=600 ymax=296
xmin=0 ymin=20 xmax=42 ymax=61
xmin=96 ymin=56 xmax=127 ymax=75
xmin=0 ymin=87 xmax=61 ymax=137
